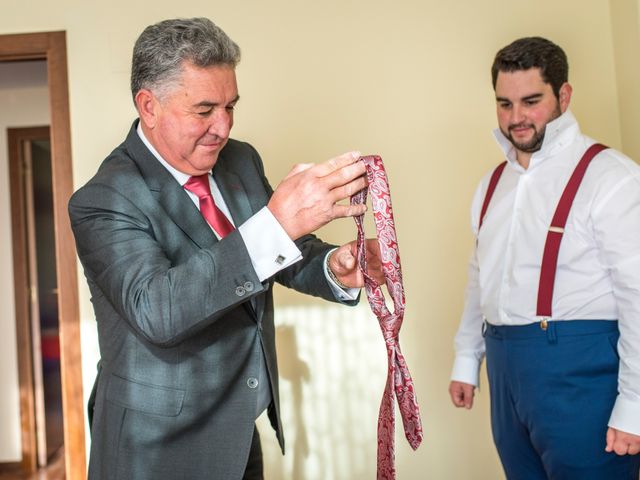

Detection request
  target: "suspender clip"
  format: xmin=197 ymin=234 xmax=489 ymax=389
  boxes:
xmin=540 ymin=317 xmax=550 ymax=331
xmin=548 ymin=226 xmax=564 ymax=234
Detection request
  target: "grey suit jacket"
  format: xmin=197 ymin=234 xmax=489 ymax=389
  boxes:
xmin=69 ymin=121 xmax=356 ymax=480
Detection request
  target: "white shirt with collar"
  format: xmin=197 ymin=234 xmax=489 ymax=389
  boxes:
xmin=451 ymin=110 xmax=640 ymax=435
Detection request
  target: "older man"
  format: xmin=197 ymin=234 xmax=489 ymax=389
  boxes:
xmin=70 ymin=17 xmax=382 ymax=480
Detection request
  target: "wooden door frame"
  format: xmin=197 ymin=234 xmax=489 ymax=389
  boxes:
xmin=8 ymin=126 xmax=51 ymax=474
xmin=0 ymin=32 xmax=85 ymax=479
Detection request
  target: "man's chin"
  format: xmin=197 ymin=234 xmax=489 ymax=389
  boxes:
xmin=508 ymin=134 xmax=544 ymax=154
xmin=187 ymin=154 xmax=221 ymax=173
xmin=513 ymin=141 xmax=543 ymax=154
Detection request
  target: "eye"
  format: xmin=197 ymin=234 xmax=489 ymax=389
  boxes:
xmin=498 ymin=101 xmax=511 ymax=109
xmin=197 ymin=108 xmax=213 ymax=117
xmin=524 ymin=99 xmax=539 ymax=106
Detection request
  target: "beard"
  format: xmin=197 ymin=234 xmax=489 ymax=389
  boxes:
xmin=502 ymin=103 xmax=562 ymax=154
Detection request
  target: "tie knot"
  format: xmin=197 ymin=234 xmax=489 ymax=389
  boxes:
xmin=183 ymin=174 xmax=212 ymax=199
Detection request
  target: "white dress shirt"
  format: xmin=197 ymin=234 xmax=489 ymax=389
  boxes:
xmin=451 ymin=110 xmax=640 ymax=435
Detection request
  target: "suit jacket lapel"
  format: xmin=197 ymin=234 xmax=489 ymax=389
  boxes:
xmin=125 ymin=121 xmax=217 ymax=250
xmin=126 ymin=121 xmax=265 ymax=322
xmin=213 ymin=160 xmax=253 ymax=227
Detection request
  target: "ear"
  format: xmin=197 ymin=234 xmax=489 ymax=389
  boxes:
xmin=558 ymin=82 xmax=572 ymax=112
xmin=135 ymin=89 xmax=160 ymax=129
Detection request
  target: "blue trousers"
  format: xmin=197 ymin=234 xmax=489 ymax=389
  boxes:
xmin=484 ymin=320 xmax=640 ymax=479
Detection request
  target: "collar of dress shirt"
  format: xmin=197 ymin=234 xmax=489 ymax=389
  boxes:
xmin=136 ymin=121 xmax=196 ymax=186
xmin=492 ymin=110 xmax=581 ymax=172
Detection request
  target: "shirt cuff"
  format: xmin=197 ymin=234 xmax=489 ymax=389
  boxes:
xmin=323 ymin=249 xmax=360 ymax=301
xmin=238 ymin=207 xmax=302 ymax=282
xmin=608 ymin=395 xmax=640 ymax=436
xmin=450 ymin=355 xmax=481 ymax=388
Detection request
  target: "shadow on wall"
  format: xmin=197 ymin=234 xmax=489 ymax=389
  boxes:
xmin=259 ymin=303 xmax=387 ymax=480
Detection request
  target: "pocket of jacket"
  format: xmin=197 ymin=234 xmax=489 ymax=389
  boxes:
xmin=106 ymin=373 xmax=185 ymax=417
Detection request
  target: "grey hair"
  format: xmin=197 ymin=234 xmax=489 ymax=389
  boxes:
xmin=130 ymin=17 xmax=241 ymax=103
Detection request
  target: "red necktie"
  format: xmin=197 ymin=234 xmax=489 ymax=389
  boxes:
xmin=351 ymin=155 xmax=423 ymax=480
xmin=183 ymin=174 xmax=235 ymax=238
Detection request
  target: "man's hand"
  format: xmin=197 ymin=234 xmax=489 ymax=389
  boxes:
xmin=328 ymin=239 xmax=384 ymax=288
xmin=449 ymin=381 xmax=475 ymax=409
xmin=268 ymin=151 xmax=367 ymax=240
xmin=605 ymin=427 xmax=640 ymax=455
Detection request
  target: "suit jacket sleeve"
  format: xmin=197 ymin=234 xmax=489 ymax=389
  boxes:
xmin=69 ymin=135 xmax=354 ymax=348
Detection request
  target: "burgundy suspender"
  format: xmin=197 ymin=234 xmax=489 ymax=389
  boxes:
xmin=479 ymin=161 xmax=507 ymax=230
xmin=535 ymin=143 xmax=608 ymax=319
xmin=478 ymin=144 xmax=608 ymax=324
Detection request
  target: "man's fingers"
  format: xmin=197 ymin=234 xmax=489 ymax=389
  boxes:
xmin=330 ymin=176 xmax=367 ymax=202
xmin=323 ymin=159 xmax=366 ymax=191
xmin=605 ymin=428 xmax=640 ymax=456
xmin=464 ymin=388 xmax=474 ymax=409
xmin=312 ymin=151 xmax=361 ymax=177
xmin=449 ymin=381 xmax=475 ymax=409
xmin=449 ymin=383 xmax=463 ymax=406
xmin=628 ymin=443 xmax=640 ymax=456
xmin=614 ymin=442 xmax=629 ymax=456
xmin=451 ymin=388 xmax=464 ymax=407
xmin=460 ymin=384 xmax=474 ymax=409
xmin=331 ymin=203 xmax=367 ymax=219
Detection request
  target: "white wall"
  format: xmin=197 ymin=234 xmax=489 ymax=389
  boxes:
xmin=1 ymin=0 xmax=636 ymax=477
xmin=610 ymin=0 xmax=640 ymax=161
xmin=0 ymin=60 xmax=49 ymax=462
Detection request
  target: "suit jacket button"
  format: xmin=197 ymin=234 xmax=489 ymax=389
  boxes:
xmin=247 ymin=377 xmax=259 ymax=389
xmin=244 ymin=281 xmax=254 ymax=292
xmin=235 ymin=286 xmax=246 ymax=296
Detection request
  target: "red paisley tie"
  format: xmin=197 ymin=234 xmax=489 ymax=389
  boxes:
xmin=184 ymin=174 xmax=235 ymax=238
xmin=351 ymin=155 xmax=423 ymax=480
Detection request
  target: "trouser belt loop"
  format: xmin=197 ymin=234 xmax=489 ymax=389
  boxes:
xmin=546 ymin=320 xmax=557 ymax=344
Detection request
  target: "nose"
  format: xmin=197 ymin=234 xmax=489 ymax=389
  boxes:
xmin=510 ymin=104 xmax=525 ymax=124
xmin=208 ymin=108 xmax=233 ymax=138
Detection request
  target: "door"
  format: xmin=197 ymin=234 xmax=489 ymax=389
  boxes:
xmin=7 ymin=126 xmax=64 ymax=472
xmin=0 ymin=32 xmax=84 ymax=479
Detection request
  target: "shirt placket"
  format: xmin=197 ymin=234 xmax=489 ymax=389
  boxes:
xmin=498 ymin=171 xmax=528 ymax=324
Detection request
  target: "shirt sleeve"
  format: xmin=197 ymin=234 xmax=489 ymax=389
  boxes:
xmin=238 ymin=206 xmax=302 ymax=282
xmin=451 ymin=249 xmax=485 ymax=387
xmin=592 ymin=156 xmax=640 ymax=435
xmin=451 ymin=182 xmax=487 ymax=387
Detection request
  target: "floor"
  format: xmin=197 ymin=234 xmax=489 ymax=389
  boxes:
xmin=0 ymin=448 xmax=65 ymax=480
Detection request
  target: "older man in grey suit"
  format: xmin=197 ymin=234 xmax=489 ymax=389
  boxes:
xmin=69 ymin=18 xmax=383 ymax=480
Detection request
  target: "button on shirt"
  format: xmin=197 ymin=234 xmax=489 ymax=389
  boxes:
xmin=451 ymin=111 xmax=640 ymax=435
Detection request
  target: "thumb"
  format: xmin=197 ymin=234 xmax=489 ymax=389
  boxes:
xmin=340 ymin=252 xmax=356 ymax=270
xmin=464 ymin=390 xmax=474 ymax=409
xmin=605 ymin=427 xmax=615 ymax=452
xmin=331 ymin=248 xmax=356 ymax=275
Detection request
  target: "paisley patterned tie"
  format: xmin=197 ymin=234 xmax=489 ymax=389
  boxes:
xmin=351 ymin=155 xmax=423 ymax=480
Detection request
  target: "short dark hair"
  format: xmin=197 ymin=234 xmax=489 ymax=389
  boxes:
xmin=130 ymin=17 xmax=241 ymax=103
xmin=491 ymin=37 xmax=568 ymax=98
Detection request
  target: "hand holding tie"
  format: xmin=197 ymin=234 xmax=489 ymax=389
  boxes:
xmin=267 ymin=151 xmax=368 ymax=240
